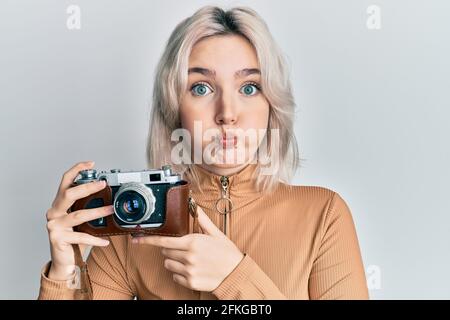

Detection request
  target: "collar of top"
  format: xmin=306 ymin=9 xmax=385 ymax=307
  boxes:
xmin=184 ymin=163 xmax=264 ymax=209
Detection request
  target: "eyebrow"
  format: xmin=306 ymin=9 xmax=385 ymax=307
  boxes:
xmin=188 ymin=67 xmax=261 ymax=79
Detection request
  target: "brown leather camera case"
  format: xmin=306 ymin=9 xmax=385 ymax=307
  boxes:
xmin=71 ymin=181 xmax=191 ymax=237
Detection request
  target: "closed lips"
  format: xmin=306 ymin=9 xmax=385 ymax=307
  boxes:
xmin=220 ymin=135 xmax=237 ymax=148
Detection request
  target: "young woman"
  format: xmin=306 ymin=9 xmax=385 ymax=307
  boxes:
xmin=39 ymin=6 xmax=369 ymax=300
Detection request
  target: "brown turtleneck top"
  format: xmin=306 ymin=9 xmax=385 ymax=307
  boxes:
xmin=38 ymin=164 xmax=369 ymax=299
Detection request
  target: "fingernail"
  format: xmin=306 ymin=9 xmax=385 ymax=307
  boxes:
xmin=102 ymin=240 xmax=110 ymax=246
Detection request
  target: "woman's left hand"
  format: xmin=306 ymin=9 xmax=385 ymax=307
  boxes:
xmin=131 ymin=205 xmax=244 ymax=292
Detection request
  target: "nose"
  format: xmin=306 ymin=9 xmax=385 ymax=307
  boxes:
xmin=215 ymin=91 xmax=238 ymax=125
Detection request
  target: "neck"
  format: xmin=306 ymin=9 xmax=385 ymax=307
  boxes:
xmin=185 ymin=161 xmax=262 ymax=199
xmin=196 ymin=162 xmax=250 ymax=177
xmin=194 ymin=154 xmax=259 ymax=177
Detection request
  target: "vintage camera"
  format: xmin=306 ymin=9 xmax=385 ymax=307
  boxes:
xmin=70 ymin=165 xmax=191 ymax=237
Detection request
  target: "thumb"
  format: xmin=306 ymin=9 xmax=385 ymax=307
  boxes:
xmin=196 ymin=205 xmax=224 ymax=237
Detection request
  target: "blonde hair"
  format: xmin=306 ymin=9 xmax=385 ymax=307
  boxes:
xmin=147 ymin=5 xmax=300 ymax=193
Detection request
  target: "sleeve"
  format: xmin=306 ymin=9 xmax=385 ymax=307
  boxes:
xmin=308 ymin=192 xmax=369 ymax=300
xmin=212 ymin=254 xmax=286 ymax=300
xmin=38 ymin=236 xmax=135 ymax=300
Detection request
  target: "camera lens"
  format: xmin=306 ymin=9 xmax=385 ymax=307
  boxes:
xmin=114 ymin=183 xmax=156 ymax=225
xmin=121 ymin=191 xmax=145 ymax=215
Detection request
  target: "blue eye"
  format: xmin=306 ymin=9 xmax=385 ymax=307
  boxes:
xmin=191 ymin=83 xmax=212 ymax=96
xmin=240 ymin=83 xmax=260 ymax=96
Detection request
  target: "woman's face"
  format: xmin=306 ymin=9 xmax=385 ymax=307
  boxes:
xmin=180 ymin=34 xmax=270 ymax=176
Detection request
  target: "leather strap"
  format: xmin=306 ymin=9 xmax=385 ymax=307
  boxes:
xmin=72 ymin=244 xmax=93 ymax=300
xmin=189 ymin=191 xmax=202 ymax=234
xmin=188 ymin=191 xmax=201 ymax=297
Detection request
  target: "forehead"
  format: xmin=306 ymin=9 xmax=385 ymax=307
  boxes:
xmin=189 ymin=35 xmax=259 ymax=70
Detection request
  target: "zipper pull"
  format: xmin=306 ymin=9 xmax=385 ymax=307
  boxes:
xmin=215 ymin=176 xmax=233 ymax=236
xmin=220 ymin=175 xmax=229 ymax=192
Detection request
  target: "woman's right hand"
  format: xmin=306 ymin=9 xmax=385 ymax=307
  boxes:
xmin=45 ymin=161 xmax=115 ymax=281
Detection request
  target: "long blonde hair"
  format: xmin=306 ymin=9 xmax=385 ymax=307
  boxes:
xmin=147 ymin=5 xmax=300 ymax=193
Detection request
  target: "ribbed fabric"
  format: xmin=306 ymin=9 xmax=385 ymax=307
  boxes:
xmin=38 ymin=163 xmax=369 ymax=300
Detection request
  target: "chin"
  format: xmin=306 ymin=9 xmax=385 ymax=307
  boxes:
xmin=208 ymin=163 xmax=244 ymax=169
xmin=198 ymin=162 xmax=250 ymax=177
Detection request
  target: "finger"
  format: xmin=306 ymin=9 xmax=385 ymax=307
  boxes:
xmin=132 ymin=235 xmax=191 ymax=250
xmin=164 ymin=258 xmax=187 ymax=276
xmin=57 ymin=205 xmax=114 ymax=228
xmin=53 ymin=180 xmax=106 ymax=213
xmin=61 ymin=231 xmax=110 ymax=247
xmin=196 ymin=206 xmax=223 ymax=237
xmin=161 ymin=248 xmax=191 ymax=264
xmin=172 ymin=273 xmax=189 ymax=288
xmin=56 ymin=161 xmax=95 ymax=195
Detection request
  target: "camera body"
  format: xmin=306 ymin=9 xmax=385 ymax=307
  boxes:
xmin=71 ymin=165 xmax=191 ymax=237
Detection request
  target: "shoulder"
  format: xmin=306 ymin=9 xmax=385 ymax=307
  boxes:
xmin=269 ymin=182 xmax=352 ymax=221
xmin=272 ymin=182 xmax=337 ymax=206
